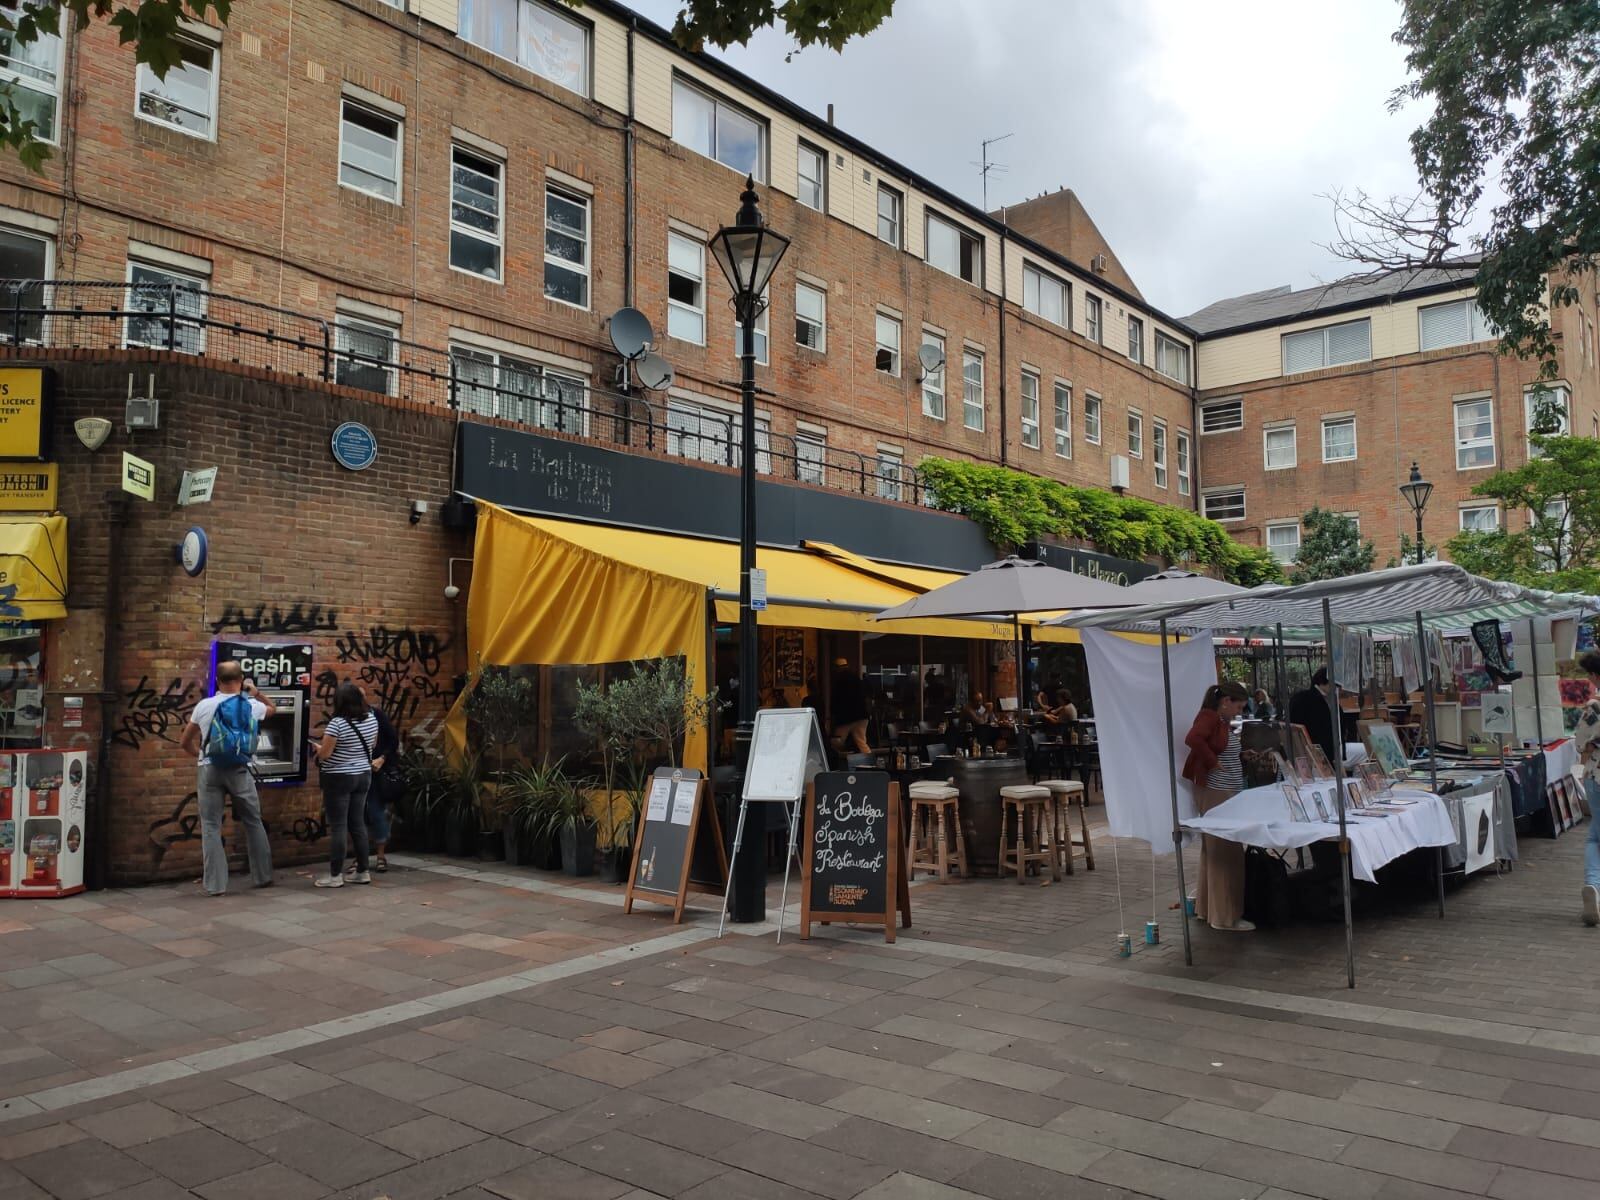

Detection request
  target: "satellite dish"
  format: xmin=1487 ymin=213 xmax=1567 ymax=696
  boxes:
xmin=917 ymin=342 xmax=945 ymax=375
xmin=608 ymin=307 xmax=654 ymax=360
xmin=635 ymin=351 xmax=674 ymax=391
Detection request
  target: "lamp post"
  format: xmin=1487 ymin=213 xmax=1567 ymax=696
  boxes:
xmin=710 ymin=177 xmax=790 ymax=923
xmin=1398 ymin=461 xmax=1434 ymax=566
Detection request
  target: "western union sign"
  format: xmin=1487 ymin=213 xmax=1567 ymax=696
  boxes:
xmin=0 ymin=464 xmax=57 ymax=511
xmin=0 ymin=368 xmax=48 ymax=460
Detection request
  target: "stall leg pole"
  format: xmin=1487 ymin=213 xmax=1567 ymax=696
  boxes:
xmin=1274 ymin=622 xmax=1287 ymax=722
xmin=718 ymin=798 xmax=751 ymax=939
xmin=1160 ymin=618 xmax=1193 ymax=967
xmin=1323 ymin=599 xmax=1355 ymax=989
xmin=1529 ymin=623 xmax=1546 ymax=744
xmin=1416 ymin=610 xmax=1445 ymax=920
xmin=775 ymin=800 xmax=801 ymax=944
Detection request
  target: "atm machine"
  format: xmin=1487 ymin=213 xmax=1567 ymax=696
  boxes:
xmin=210 ymin=640 xmax=313 ymax=785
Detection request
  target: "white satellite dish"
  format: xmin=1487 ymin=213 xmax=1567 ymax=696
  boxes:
xmin=636 ymin=351 xmax=674 ymax=391
xmin=917 ymin=341 xmax=945 ymax=377
xmin=609 ymin=307 xmax=653 ymax=361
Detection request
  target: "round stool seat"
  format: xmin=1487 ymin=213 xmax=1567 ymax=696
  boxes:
xmin=908 ymin=781 xmax=959 ymax=801
xmin=999 ymin=785 xmax=1050 ymax=802
xmin=1039 ymin=778 xmax=1085 ymax=797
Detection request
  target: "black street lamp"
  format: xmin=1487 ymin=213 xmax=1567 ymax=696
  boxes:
xmin=710 ymin=177 xmax=790 ymax=924
xmin=1398 ymin=461 xmax=1434 ymax=566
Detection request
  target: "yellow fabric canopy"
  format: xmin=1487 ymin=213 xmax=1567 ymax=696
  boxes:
xmin=0 ymin=514 xmax=66 ymax=621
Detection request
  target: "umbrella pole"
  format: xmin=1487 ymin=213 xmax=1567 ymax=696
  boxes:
xmin=1160 ymin=617 xmax=1193 ymax=967
xmin=1417 ymin=610 xmax=1445 ymax=920
xmin=1274 ymin=622 xmax=1286 ymax=721
xmin=1323 ymin=598 xmax=1355 ymax=989
xmin=1013 ymin=616 xmax=1025 ymax=717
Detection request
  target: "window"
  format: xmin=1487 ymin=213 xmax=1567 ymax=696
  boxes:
xmin=125 ymin=262 xmax=207 ymax=354
xmin=1022 ymin=264 xmax=1067 ymax=327
xmin=1203 ymin=489 xmax=1246 ymax=523
xmin=796 ymin=141 xmax=826 ymax=211
xmin=1085 ymin=295 xmax=1102 ymax=343
xmin=796 ymin=430 xmax=826 ymax=485
xmin=1127 ymin=315 xmax=1144 ymax=364
xmin=1263 ymin=423 xmax=1296 ymax=470
xmin=135 ymin=35 xmax=216 ymax=139
xmin=1200 ymin=398 xmax=1243 ymax=434
xmin=920 ymin=331 xmax=944 ymax=419
xmin=1454 ymin=396 xmax=1496 ymax=469
xmin=1321 ymin=415 xmax=1356 ymax=463
xmin=335 ymin=313 xmax=397 ymax=395
xmin=1052 ymin=382 xmax=1071 ymax=459
xmin=449 ymin=147 xmax=503 ymax=280
xmin=452 ymin=345 xmax=584 ymax=433
xmin=544 ymin=185 xmax=589 ymax=306
xmin=876 ymin=184 xmax=902 ymax=247
xmin=962 ymin=349 xmax=984 ymax=430
xmin=458 ymin=0 xmax=590 ymax=95
xmin=876 ymin=449 xmax=903 ymax=501
xmin=733 ymin=288 xmax=768 ymax=365
xmin=926 ymin=212 xmax=981 ymax=284
xmin=1281 ymin=318 xmax=1371 ymax=373
xmin=0 ymin=3 xmax=62 ymax=144
xmin=1525 ymin=384 xmax=1570 ymax=452
xmin=1418 ymin=298 xmax=1493 ymax=351
xmin=1155 ymin=332 xmax=1189 ymax=384
xmin=1266 ymin=522 xmax=1301 ymax=565
xmin=667 ymin=232 xmax=705 ymax=344
xmin=673 ymin=77 xmax=765 ymax=180
xmin=1459 ymin=505 xmax=1499 ymax=533
xmin=795 ymin=281 xmax=825 ymax=350
xmin=1127 ymin=409 xmax=1143 ymax=458
xmin=668 ymin=398 xmax=770 ymax=471
xmin=875 ymin=312 xmax=901 ymax=375
xmin=1539 ymin=499 xmax=1571 ymax=569
xmin=340 ymin=100 xmax=402 ymax=202
xmin=1019 ymin=369 xmax=1040 ymax=449
xmin=1153 ymin=421 xmax=1168 ymax=488
xmin=0 ymin=228 xmax=51 ymax=344
xmin=1084 ymin=393 xmax=1102 ymax=445
xmin=1175 ymin=429 xmax=1192 ymax=497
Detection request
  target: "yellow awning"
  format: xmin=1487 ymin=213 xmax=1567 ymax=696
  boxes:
xmin=0 ymin=514 xmax=66 ymax=620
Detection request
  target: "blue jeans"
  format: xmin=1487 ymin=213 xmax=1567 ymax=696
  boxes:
xmin=366 ymin=784 xmax=392 ymax=844
xmin=1586 ymin=777 xmax=1600 ymax=889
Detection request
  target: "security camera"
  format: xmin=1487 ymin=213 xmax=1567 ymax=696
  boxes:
xmin=444 ymin=584 xmax=460 ymax=600
xmin=409 ymin=499 xmax=428 ymax=525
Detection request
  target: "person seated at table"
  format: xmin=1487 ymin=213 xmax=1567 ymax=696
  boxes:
xmin=1033 ymin=682 xmax=1057 ymax=712
xmin=1040 ymin=689 xmax=1078 ymax=727
xmin=1182 ymin=681 xmax=1254 ymax=933
xmin=962 ymin=691 xmax=1012 ymax=752
xmin=1248 ymin=688 xmax=1276 ymax=721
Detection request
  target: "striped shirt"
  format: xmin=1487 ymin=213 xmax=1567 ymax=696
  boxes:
xmin=1206 ymin=727 xmax=1245 ymax=792
xmin=322 ymin=714 xmax=379 ymax=775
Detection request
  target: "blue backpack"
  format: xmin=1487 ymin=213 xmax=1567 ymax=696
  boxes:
xmin=205 ymin=694 xmax=259 ymax=768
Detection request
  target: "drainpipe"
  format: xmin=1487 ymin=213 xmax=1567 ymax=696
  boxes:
xmin=997 ymin=228 xmax=1008 ymax=466
xmin=624 ymin=17 xmax=637 ymax=308
xmin=90 ymin=492 xmax=129 ymax=890
xmin=1189 ymin=384 xmax=1200 ymax=512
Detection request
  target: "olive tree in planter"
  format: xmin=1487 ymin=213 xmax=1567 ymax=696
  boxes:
xmin=463 ymin=664 xmax=535 ymax=861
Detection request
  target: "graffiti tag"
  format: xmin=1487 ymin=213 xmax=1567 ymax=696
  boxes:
xmin=210 ymin=602 xmax=340 ymax=637
xmin=114 ymin=677 xmax=199 ymax=750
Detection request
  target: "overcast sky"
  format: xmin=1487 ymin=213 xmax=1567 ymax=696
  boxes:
xmin=629 ymin=0 xmax=1429 ymax=319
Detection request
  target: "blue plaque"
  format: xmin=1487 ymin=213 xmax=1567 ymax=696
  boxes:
xmin=331 ymin=421 xmax=378 ymax=471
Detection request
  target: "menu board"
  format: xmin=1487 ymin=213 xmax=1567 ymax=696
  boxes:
xmin=744 ymin=708 xmax=826 ymax=802
xmin=624 ymin=768 xmax=726 ymax=924
xmin=800 ymin=771 xmax=910 ymax=943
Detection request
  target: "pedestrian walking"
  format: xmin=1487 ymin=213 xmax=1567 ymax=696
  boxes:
xmin=310 ymin=681 xmax=378 ymax=888
xmin=1574 ymin=651 xmax=1600 ymax=925
xmin=179 ymin=661 xmax=276 ymax=896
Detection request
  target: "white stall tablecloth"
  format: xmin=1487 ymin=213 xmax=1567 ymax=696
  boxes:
xmin=1544 ymin=740 xmax=1577 ymax=783
xmin=1181 ymin=782 xmax=1456 ymax=884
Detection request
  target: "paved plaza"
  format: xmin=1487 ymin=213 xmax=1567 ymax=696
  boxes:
xmin=2 ymin=820 xmax=1599 ymax=1200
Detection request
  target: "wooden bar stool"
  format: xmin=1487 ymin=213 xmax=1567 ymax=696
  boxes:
xmin=907 ymin=781 xmax=967 ymax=882
xmin=998 ymin=784 xmax=1056 ymax=884
xmin=1039 ymin=779 xmax=1094 ymax=873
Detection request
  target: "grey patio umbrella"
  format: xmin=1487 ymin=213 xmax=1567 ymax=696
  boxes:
xmin=1116 ymin=568 xmax=1253 ymax=605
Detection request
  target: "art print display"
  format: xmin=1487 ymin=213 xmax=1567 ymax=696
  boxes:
xmin=1280 ymin=782 xmax=1309 ymax=823
xmin=1359 ymin=720 xmax=1411 ymax=777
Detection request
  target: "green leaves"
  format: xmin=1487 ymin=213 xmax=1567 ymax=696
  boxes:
xmin=664 ymin=0 xmax=896 ymax=52
xmin=1293 ymin=507 xmax=1376 ymax=582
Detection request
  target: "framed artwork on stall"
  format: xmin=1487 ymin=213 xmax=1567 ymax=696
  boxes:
xmin=1359 ymin=720 xmax=1411 ymax=778
xmin=1358 ymin=761 xmax=1389 ymax=799
xmin=1280 ymin=782 xmax=1309 ymax=822
xmin=1557 ymin=779 xmax=1577 ymax=831
xmin=1272 ymin=751 xmax=1305 ymax=787
xmin=1308 ymin=744 xmax=1336 ymax=781
xmin=1310 ymin=789 xmax=1331 ymax=821
xmin=1345 ymin=778 xmax=1368 ymax=810
xmin=1549 ymin=786 xmax=1570 ymax=836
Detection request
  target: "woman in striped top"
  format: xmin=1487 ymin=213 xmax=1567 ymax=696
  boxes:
xmin=310 ymin=681 xmax=379 ymax=888
xmin=1182 ymin=681 xmax=1252 ymax=932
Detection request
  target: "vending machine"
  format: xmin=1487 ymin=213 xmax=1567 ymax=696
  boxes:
xmin=0 ymin=756 xmax=14 ymax=898
xmin=211 ymin=640 xmax=313 ymax=785
xmin=10 ymin=749 xmax=87 ymax=897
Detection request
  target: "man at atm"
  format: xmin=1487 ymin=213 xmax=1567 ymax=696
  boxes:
xmin=179 ymin=662 xmax=277 ymax=895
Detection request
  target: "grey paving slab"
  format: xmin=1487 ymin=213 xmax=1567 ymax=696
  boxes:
xmin=9 ymin=1138 xmax=155 ymax=1199
xmin=124 ymin=1126 xmax=269 ymax=1189
xmin=192 ymin=1162 xmax=331 ymax=1200
xmin=69 ymin=1100 xmax=199 ymax=1148
xmin=247 ymin=1121 xmax=410 ymax=1189
xmin=372 ymin=1113 xmax=488 ymax=1158
xmin=810 ymin=1116 xmax=989 ymax=1184
xmin=482 ymin=1155 xmax=634 ymax=1200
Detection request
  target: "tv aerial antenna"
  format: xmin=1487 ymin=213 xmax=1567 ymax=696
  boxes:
xmin=974 ymin=132 xmax=1013 ymax=211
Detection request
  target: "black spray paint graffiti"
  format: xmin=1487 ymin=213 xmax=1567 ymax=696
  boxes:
xmin=318 ymin=626 xmax=453 ymax=732
xmin=145 ymin=791 xmax=310 ymax=871
xmin=210 ymin=602 xmax=341 ymax=637
xmin=114 ymin=677 xmax=199 ymax=750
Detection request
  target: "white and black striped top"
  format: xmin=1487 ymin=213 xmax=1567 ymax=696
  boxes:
xmin=1206 ymin=727 xmax=1245 ymax=793
xmin=322 ymin=714 xmax=379 ymax=775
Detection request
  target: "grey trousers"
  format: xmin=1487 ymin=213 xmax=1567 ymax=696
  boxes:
xmin=197 ymin=763 xmax=275 ymax=894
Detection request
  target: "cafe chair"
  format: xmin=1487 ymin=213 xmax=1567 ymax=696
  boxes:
xmin=845 ymin=752 xmax=877 ymax=770
xmin=1037 ymin=778 xmax=1094 ymax=873
xmin=907 ymin=780 xmax=967 ymax=883
xmin=998 ymin=784 xmax=1057 ymax=885
xmin=924 ymin=743 xmax=950 ymax=761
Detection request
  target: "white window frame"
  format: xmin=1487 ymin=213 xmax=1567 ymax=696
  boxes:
xmin=795 ymin=428 xmax=826 ymax=486
xmin=1022 ymin=263 xmax=1068 ymax=328
xmin=925 ymin=211 xmax=982 ymax=285
xmin=1019 ymin=368 xmax=1040 ymax=449
xmin=1127 ymin=315 xmax=1144 ymax=364
xmin=1524 ymin=383 xmax=1571 ymax=454
xmin=339 ymin=98 xmax=404 ymax=204
xmin=334 ymin=310 xmax=399 ymax=396
xmin=0 ymin=2 xmax=63 ymax=145
xmin=0 ymin=226 xmax=53 ymax=345
xmin=667 ymin=231 xmax=705 ymax=346
xmin=542 ymin=183 xmax=590 ymax=308
xmin=876 ymin=183 xmax=902 ymax=248
xmin=1263 ymin=422 xmax=1297 ymax=471
xmin=124 ymin=258 xmax=209 ymax=354
xmin=875 ymin=311 xmax=901 ymax=377
xmin=1175 ymin=429 xmax=1192 ymax=497
xmin=1153 ymin=419 xmax=1168 ymax=489
xmin=794 ymin=281 xmax=825 ymax=351
xmin=671 ymin=75 xmax=766 ymax=182
xmin=962 ymin=348 xmax=984 ymax=431
xmin=875 ymin=446 xmax=904 ymax=502
xmin=1321 ymin=414 xmax=1356 ymax=463
xmin=1454 ymin=395 xmax=1496 ymax=471
xmin=733 ymin=287 xmax=769 ymax=366
xmin=920 ymin=330 xmax=945 ymax=420
xmin=1126 ymin=408 xmax=1143 ymax=459
xmin=796 ymin=140 xmax=826 ymax=212
xmin=1200 ymin=398 xmax=1244 ymax=434
xmin=1083 ymin=393 xmax=1102 ymax=445
xmin=450 ymin=342 xmax=588 ymax=435
xmin=1202 ymin=488 xmax=1246 ymax=524
xmin=1458 ymin=504 xmax=1500 ymax=533
xmin=1084 ymin=294 xmax=1102 ymax=344
xmin=1052 ymin=380 xmax=1071 ymax=460
xmin=134 ymin=32 xmax=218 ymax=141
xmin=1418 ymin=297 xmax=1493 ymax=351
xmin=1281 ymin=318 xmax=1372 ymax=374
xmin=667 ymin=395 xmax=770 ymax=472
xmin=448 ymin=145 xmax=504 ymax=282
xmin=458 ymin=0 xmax=591 ymax=96
xmin=1266 ymin=520 xmax=1301 ymax=565
xmin=1154 ymin=331 xmax=1189 ymax=384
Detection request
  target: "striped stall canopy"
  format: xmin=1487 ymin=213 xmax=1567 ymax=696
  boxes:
xmin=1050 ymin=562 xmax=1598 ymax=636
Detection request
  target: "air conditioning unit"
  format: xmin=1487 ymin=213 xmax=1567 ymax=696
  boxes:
xmin=1091 ymin=253 xmax=1108 ymax=275
xmin=1109 ymin=454 xmax=1130 ymax=493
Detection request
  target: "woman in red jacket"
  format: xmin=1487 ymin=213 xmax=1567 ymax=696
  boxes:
xmin=1183 ymin=681 xmax=1252 ymax=932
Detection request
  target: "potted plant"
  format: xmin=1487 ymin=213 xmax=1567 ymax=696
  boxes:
xmin=394 ymin=748 xmax=451 ymax=852
xmin=538 ymin=772 xmax=599 ymax=877
xmin=442 ymin=746 xmax=484 ymax=858
xmin=574 ymin=677 xmax=633 ymax=883
xmin=603 ymin=755 xmax=650 ymax=884
xmin=606 ymin=657 xmax=718 ymax=770
xmin=464 ymin=663 xmax=535 ymax=861
xmin=498 ymin=757 xmax=569 ymax=869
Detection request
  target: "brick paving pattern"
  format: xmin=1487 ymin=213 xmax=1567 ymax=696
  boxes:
xmin=2 ymin=817 xmax=1598 ymax=1198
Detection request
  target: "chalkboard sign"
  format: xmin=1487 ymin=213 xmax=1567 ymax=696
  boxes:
xmin=624 ymin=769 xmax=727 ymax=924
xmin=801 ymin=771 xmax=910 ymax=943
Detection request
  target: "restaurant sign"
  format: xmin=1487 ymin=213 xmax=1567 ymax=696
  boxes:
xmin=1027 ymin=541 xmax=1157 ymax=585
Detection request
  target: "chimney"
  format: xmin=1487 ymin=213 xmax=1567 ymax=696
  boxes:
xmin=826 ymin=103 xmax=834 ymax=126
